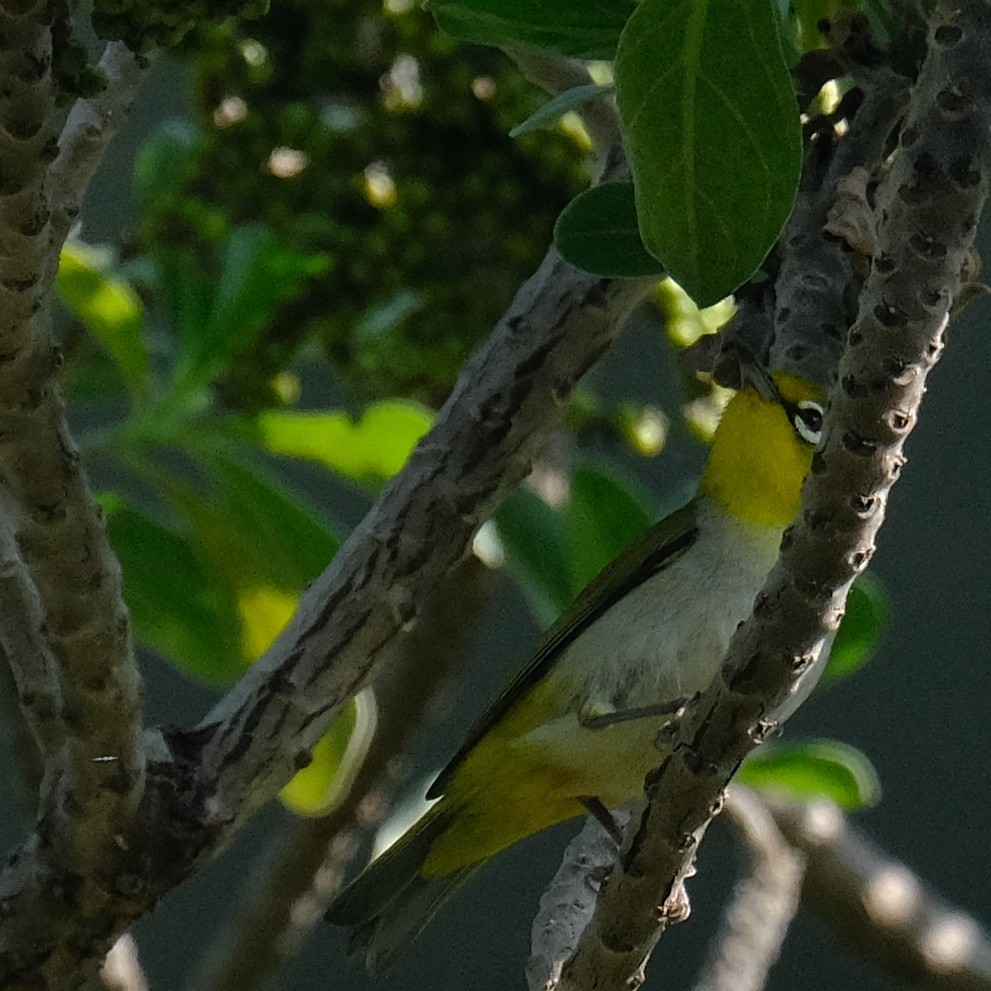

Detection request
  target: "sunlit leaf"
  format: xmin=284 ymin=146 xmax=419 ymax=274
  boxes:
xmin=238 ymin=585 xmax=299 ymax=665
xmin=739 ymin=739 xmax=881 ymax=810
xmin=615 ymin=0 xmax=801 ymax=305
xmin=555 ymin=183 xmax=666 ymax=278
xmin=510 ymin=83 xmax=614 ymax=137
xmin=824 ymin=573 xmax=888 ymax=683
xmin=254 ymin=401 xmax=434 ymax=488
xmin=563 ymin=462 xmax=653 ymax=591
xmin=280 ymin=690 xmax=378 ymax=817
xmin=57 ymin=242 xmax=150 ymax=399
xmin=101 ymin=493 xmax=244 ymax=685
xmin=427 ymin=0 xmax=636 ymax=59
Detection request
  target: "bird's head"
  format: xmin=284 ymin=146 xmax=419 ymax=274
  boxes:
xmin=699 ymin=368 xmax=827 ymax=529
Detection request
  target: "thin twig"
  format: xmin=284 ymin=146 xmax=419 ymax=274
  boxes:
xmin=691 ymin=788 xmax=804 ymax=991
xmin=772 ymin=801 xmax=991 ymax=991
xmin=560 ymin=4 xmax=991 ymax=988
xmin=46 ymin=42 xmax=151 ymax=278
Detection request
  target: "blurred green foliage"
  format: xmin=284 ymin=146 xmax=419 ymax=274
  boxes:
xmin=129 ymin=0 xmax=588 ymax=408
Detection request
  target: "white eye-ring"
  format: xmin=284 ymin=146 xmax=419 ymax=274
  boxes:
xmin=794 ymin=400 xmax=825 ymax=445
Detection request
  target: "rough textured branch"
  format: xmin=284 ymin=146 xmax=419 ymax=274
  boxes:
xmin=192 ymin=152 xmax=652 ymax=836
xmin=0 ymin=502 xmax=63 ymax=764
xmin=773 ymin=801 xmax=991 ymax=991
xmin=560 ymin=4 xmax=991 ymax=988
xmin=0 ymin=0 xmax=145 ymax=876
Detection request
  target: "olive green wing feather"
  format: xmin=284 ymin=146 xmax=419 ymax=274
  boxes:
xmin=427 ymin=499 xmax=700 ymax=799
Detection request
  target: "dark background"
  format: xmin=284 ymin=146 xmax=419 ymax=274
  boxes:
xmin=3 ymin=52 xmax=991 ymax=991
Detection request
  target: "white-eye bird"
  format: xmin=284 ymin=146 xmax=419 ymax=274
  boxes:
xmin=327 ymin=366 xmax=828 ymax=975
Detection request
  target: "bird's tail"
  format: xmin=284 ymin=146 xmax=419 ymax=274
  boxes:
xmin=326 ymin=804 xmax=477 ymax=976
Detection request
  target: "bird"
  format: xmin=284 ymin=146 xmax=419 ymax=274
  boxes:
xmin=327 ymin=363 xmax=827 ymax=975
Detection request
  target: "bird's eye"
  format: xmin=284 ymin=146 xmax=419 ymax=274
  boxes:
xmin=794 ymin=400 xmax=824 ymax=445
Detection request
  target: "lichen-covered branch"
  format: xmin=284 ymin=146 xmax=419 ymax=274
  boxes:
xmin=773 ymin=801 xmax=991 ymax=991
xmin=559 ymin=3 xmax=991 ymax=988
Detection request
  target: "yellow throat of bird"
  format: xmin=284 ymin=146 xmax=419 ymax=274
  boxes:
xmin=699 ymin=372 xmax=823 ymax=529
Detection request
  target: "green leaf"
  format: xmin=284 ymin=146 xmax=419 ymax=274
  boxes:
xmin=555 ymin=183 xmax=666 ymax=278
xmin=102 ymin=494 xmax=245 ymax=685
xmin=510 ymin=83 xmax=614 ymax=137
xmin=427 ymin=0 xmax=636 ymax=59
xmin=134 ymin=120 xmax=198 ymax=213
xmin=56 ymin=242 xmax=150 ymax=399
xmin=280 ymin=691 xmax=377 ymax=817
xmin=253 ymin=401 xmax=434 ymax=489
xmin=175 ymin=225 xmax=331 ymax=393
xmin=615 ymin=0 xmax=802 ymax=305
xmin=738 ymin=739 xmax=881 ymax=810
xmin=563 ymin=462 xmax=653 ymax=592
xmin=825 ymin=573 xmax=888 ymax=683
xmin=495 ymin=489 xmax=572 ymax=625
xmin=183 ymin=451 xmax=343 ymax=592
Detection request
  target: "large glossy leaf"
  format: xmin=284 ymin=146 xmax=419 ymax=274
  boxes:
xmin=563 ymin=462 xmax=653 ymax=592
xmin=615 ymin=0 xmax=801 ymax=305
xmin=102 ymin=494 xmax=245 ymax=685
xmin=824 ymin=573 xmax=888 ymax=683
xmin=738 ymin=739 xmax=881 ymax=810
xmin=57 ymin=243 xmax=150 ymax=399
xmin=427 ymin=0 xmax=636 ymax=59
xmin=555 ymin=183 xmax=666 ymax=278
xmin=253 ymin=401 xmax=434 ymax=489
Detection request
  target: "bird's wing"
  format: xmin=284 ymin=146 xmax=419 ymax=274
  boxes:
xmin=427 ymin=499 xmax=700 ymax=799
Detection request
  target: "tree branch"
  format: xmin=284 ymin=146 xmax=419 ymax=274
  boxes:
xmin=772 ymin=801 xmax=991 ymax=991
xmin=194 ymin=558 xmax=496 ymax=991
xmin=189 ymin=149 xmax=651 ymax=837
xmin=0 ymin=500 xmax=63 ymax=766
xmin=691 ymin=788 xmax=804 ymax=991
xmin=0 ymin=148 xmax=654 ymax=989
xmin=46 ymin=42 xmax=151 ymax=274
xmin=559 ymin=4 xmax=991 ymax=988
xmin=0 ymin=0 xmax=145 ymax=880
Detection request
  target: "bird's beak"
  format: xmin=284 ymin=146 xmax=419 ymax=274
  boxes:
xmin=740 ymin=359 xmax=782 ymax=405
